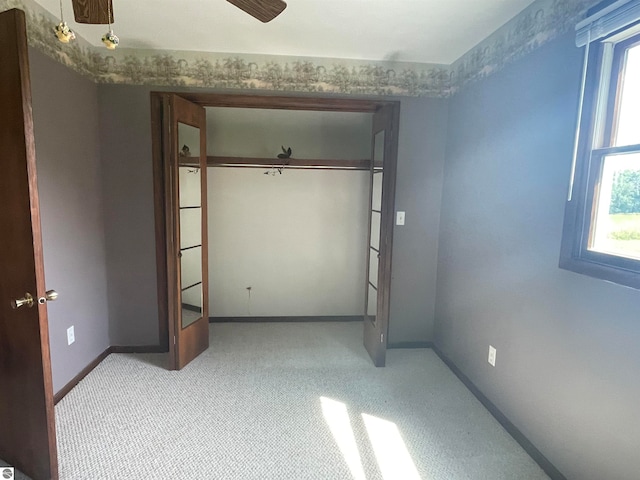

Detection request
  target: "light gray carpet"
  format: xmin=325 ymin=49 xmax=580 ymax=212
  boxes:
xmin=7 ymin=322 xmax=549 ymax=479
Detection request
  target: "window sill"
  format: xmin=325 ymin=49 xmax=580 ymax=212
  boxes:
xmin=559 ymin=255 xmax=640 ymax=290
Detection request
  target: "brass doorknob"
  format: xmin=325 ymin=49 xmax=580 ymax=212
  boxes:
xmin=38 ymin=290 xmax=59 ymax=304
xmin=11 ymin=293 xmax=34 ymax=309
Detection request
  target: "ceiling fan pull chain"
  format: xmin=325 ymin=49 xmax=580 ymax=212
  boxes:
xmin=102 ymin=0 xmax=120 ymax=49
xmin=53 ymin=0 xmax=76 ymax=43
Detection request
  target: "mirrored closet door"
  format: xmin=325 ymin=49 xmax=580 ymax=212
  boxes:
xmin=164 ymin=94 xmax=209 ymax=370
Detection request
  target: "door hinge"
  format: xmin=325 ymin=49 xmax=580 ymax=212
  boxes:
xmin=173 ymin=335 xmax=176 ymax=345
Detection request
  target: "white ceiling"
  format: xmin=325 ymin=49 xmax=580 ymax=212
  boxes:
xmin=37 ymin=0 xmax=536 ymax=64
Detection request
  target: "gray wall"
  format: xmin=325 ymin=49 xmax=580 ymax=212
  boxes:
xmin=435 ymin=33 xmax=640 ymax=480
xmin=97 ymin=85 xmax=446 ymax=345
xmin=391 ymin=97 xmax=447 ymax=343
xmin=30 ymin=48 xmax=110 ymax=393
xmin=97 ymin=86 xmax=160 ymax=345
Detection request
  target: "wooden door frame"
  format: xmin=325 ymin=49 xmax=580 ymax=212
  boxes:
xmin=151 ymin=92 xmax=400 ymax=353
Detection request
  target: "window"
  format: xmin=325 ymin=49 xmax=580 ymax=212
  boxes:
xmin=560 ymin=1 xmax=640 ymax=289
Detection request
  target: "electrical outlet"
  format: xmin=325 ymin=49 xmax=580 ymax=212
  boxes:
xmin=67 ymin=326 xmax=75 ymax=346
xmin=396 ymin=211 xmax=406 ymax=225
xmin=488 ymin=345 xmax=496 ymax=367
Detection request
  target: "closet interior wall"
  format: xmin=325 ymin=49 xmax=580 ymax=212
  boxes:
xmin=205 ymin=107 xmax=373 ymax=319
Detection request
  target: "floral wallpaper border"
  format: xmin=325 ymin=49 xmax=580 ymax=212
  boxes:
xmin=1 ymin=0 xmax=599 ymax=97
xmin=90 ymin=49 xmax=451 ymax=97
xmin=1 ymin=0 xmax=99 ymax=79
xmin=450 ymin=0 xmax=596 ymax=92
xmin=0 ymin=0 xmax=450 ymax=97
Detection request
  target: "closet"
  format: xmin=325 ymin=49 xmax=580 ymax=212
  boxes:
xmin=206 ymin=107 xmax=372 ymax=319
xmin=152 ymin=94 xmax=399 ymax=369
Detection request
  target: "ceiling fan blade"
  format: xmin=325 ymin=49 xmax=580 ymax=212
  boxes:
xmin=226 ymin=0 xmax=287 ymax=23
xmin=72 ymin=0 xmax=114 ymax=24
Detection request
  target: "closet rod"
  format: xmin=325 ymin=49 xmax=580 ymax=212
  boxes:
xmin=207 ymin=156 xmax=371 ymax=170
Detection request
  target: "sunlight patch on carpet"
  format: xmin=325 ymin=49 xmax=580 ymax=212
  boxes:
xmin=320 ymin=397 xmax=367 ymax=480
xmin=362 ymin=413 xmax=422 ymax=480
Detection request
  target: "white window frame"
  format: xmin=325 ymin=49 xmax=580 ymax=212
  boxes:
xmin=560 ymin=8 xmax=640 ymax=289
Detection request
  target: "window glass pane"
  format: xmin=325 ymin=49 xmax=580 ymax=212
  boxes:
xmin=180 ymin=246 xmax=202 ymax=289
xmin=178 ymin=122 xmax=201 ymax=157
xmin=368 ymin=248 xmax=379 ymax=287
xmin=590 ymin=152 xmax=640 ymax=259
xmin=180 ymin=207 xmax=201 ymax=249
xmin=181 ymin=284 xmax=202 ymax=329
xmin=367 ymin=284 xmax=377 ymax=318
xmin=372 ymin=171 xmax=382 ymax=211
xmin=614 ymin=43 xmax=640 ymax=147
xmin=179 ymin=166 xmax=201 ymax=207
xmin=370 ymin=211 xmax=380 ymax=251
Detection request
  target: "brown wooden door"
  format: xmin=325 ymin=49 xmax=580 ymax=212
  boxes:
xmin=163 ymin=94 xmax=210 ymax=370
xmin=363 ymin=103 xmax=400 ymax=367
xmin=0 ymin=8 xmax=58 ymax=480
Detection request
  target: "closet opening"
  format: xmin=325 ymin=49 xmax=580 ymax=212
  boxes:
xmin=151 ymin=94 xmax=399 ymax=369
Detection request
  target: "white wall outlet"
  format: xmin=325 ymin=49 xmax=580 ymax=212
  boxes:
xmin=396 ymin=211 xmax=406 ymax=225
xmin=67 ymin=326 xmax=75 ymax=346
xmin=488 ymin=345 xmax=497 ymax=367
